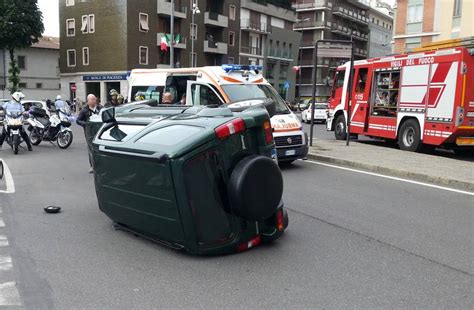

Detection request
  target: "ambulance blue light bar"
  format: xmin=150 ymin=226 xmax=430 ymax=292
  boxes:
xmin=222 ymin=64 xmax=263 ymax=73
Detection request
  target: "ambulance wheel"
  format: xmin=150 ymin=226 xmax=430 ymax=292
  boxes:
xmin=398 ymin=119 xmax=423 ymax=152
xmin=228 ymin=155 xmax=283 ymax=221
xmin=334 ymin=115 xmax=347 ymax=140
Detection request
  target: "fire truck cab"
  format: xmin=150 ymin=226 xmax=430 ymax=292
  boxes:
xmin=327 ymin=40 xmax=474 ymax=153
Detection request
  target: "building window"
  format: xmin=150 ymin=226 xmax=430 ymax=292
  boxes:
xmin=139 ymin=13 xmax=149 ymax=32
xmin=17 ymin=56 xmax=26 ymax=70
xmin=36 ymin=83 xmax=43 ymax=89
xmin=89 ymin=14 xmax=95 ymax=33
xmin=139 ymin=46 xmax=148 ymax=65
xmin=453 ymin=0 xmax=462 ymax=17
xmin=228 ymin=31 xmax=235 ymax=46
xmin=66 ymin=19 xmax=75 ymax=36
xmin=228 ymin=57 xmax=234 ymax=64
xmin=229 ymin=5 xmax=236 ymax=21
xmin=66 ymin=0 xmax=74 ymax=6
xmin=67 ymin=49 xmax=76 ymax=67
xmin=405 ymin=37 xmax=421 ymax=50
xmin=407 ymin=1 xmax=423 ymax=23
xmin=190 ymin=23 xmax=197 ymax=40
xmin=81 ymin=15 xmax=88 ymax=33
xmin=19 ymin=83 xmax=27 ymax=89
xmin=82 ymin=47 xmax=89 ymax=66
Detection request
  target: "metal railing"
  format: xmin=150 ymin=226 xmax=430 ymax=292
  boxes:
xmin=240 ymin=46 xmax=263 ymax=55
xmin=240 ymin=19 xmax=269 ymax=33
xmin=292 ymin=0 xmax=332 ymax=10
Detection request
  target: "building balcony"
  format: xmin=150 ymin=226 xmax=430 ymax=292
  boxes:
xmin=240 ymin=46 xmax=263 ymax=56
xmin=157 ymin=33 xmax=187 ymax=49
xmin=292 ymin=0 xmax=333 ymax=11
xmin=332 ymin=6 xmax=368 ymax=25
xmin=240 ymin=19 xmax=270 ymax=34
xmin=157 ymin=0 xmax=187 ymax=19
xmin=204 ymin=40 xmax=228 ymax=54
xmin=298 ymin=59 xmax=330 ymax=66
xmin=331 ymin=23 xmax=369 ymax=41
xmin=268 ymin=49 xmax=293 ymax=60
xmin=354 ymin=48 xmax=368 ymax=57
xmin=294 ymin=20 xmax=331 ymax=30
xmin=204 ymin=12 xmax=228 ymax=28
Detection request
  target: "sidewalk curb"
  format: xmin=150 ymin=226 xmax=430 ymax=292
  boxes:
xmin=306 ymin=153 xmax=474 ymax=192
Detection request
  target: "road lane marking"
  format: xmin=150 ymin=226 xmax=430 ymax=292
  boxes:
xmin=0 ymin=255 xmax=12 ymax=271
xmin=302 ymin=159 xmax=474 ymax=196
xmin=0 ymin=160 xmax=14 ymax=194
xmin=0 ymin=236 xmax=8 ymax=247
xmin=0 ymin=282 xmax=22 ymax=306
xmin=0 ymin=219 xmax=4 ymax=228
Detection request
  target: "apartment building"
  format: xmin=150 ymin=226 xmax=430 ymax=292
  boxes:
xmin=59 ymin=0 xmax=240 ymax=102
xmin=292 ymin=0 xmax=371 ymax=102
xmin=392 ymin=0 xmax=473 ymax=54
xmin=368 ymin=4 xmax=393 ymax=58
xmin=239 ymin=0 xmax=301 ymax=100
xmin=1 ymin=36 xmax=60 ymax=100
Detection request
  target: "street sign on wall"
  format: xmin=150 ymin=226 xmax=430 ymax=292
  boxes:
xmin=83 ymin=74 xmax=128 ymax=81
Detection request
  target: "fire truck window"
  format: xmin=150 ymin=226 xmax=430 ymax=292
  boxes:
xmin=356 ymin=68 xmax=368 ymax=93
xmin=331 ymin=70 xmax=345 ymax=97
xmin=371 ymin=69 xmax=400 ymax=117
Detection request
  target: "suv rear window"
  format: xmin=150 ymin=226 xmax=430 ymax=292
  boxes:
xmin=136 ymin=125 xmax=204 ymax=146
xmin=100 ymin=124 xmax=145 ymax=142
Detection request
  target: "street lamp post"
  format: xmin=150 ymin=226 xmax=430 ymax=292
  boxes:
xmin=170 ymin=0 xmax=175 ymax=68
xmin=191 ymin=2 xmax=200 ymax=67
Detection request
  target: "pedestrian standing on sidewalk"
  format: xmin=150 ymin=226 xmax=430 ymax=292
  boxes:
xmin=76 ymin=94 xmax=102 ymax=173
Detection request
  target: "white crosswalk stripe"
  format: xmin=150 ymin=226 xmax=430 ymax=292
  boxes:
xmin=0 ymin=207 xmax=22 ymax=307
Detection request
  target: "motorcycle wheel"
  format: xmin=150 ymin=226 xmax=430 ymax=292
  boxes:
xmin=13 ymin=135 xmax=19 ymax=155
xmin=29 ymin=130 xmax=42 ymax=146
xmin=57 ymin=131 xmax=73 ymax=149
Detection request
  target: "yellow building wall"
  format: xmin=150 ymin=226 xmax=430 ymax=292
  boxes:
xmin=436 ymin=0 xmax=474 ymax=41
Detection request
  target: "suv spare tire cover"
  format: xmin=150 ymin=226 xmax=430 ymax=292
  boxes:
xmin=227 ymin=155 xmax=283 ymax=221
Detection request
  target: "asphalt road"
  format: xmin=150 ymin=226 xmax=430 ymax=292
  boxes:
xmin=0 ymin=125 xmax=472 ymax=309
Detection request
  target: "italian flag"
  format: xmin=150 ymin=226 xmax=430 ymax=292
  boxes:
xmin=160 ymin=34 xmax=181 ymax=52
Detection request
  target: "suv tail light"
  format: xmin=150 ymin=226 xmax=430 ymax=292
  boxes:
xmin=263 ymin=120 xmax=273 ymax=144
xmin=215 ymin=118 xmax=245 ymax=139
xmin=236 ymin=235 xmax=261 ymax=252
xmin=276 ymin=209 xmax=284 ymax=232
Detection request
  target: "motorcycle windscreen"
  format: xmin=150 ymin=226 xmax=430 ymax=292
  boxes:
xmin=183 ymin=150 xmax=234 ymax=246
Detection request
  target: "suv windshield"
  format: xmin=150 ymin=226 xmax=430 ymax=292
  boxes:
xmin=221 ymin=84 xmax=290 ymax=114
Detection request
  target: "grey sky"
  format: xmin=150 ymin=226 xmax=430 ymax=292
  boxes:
xmin=38 ymin=0 xmax=396 ymax=38
xmin=39 ymin=0 xmax=59 ymax=37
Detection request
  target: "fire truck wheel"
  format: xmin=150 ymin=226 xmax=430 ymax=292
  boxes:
xmin=398 ymin=119 xmax=423 ymax=152
xmin=334 ymin=115 xmax=347 ymax=140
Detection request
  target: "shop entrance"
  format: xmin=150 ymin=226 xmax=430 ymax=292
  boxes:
xmin=85 ymin=82 xmax=100 ymax=99
xmin=105 ymin=82 xmax=121 ymax=102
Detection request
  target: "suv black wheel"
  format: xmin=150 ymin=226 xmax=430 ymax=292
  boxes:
xmin=398 ymin=119 xmax=423 ymax=152
xmin=334 ymin=115 xmax=347 ymax=140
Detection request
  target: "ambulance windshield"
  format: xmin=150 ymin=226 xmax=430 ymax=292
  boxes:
xmin=222 ymin=84 xmax=290 ymax=114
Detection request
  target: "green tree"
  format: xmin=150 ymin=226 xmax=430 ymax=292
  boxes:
xmin=0 ymin=0 xmax=44 ymax=93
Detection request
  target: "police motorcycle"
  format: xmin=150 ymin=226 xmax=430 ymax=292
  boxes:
xmin=27 ymin=100 xmax=74 ymax=149
xmin=3 ymin=109 xmax=28 ymax=155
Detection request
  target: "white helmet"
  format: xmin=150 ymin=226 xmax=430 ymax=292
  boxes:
xmin=11 ymin=91 xmax=25 ymax=102
xmin=56 ymin=95 xmax=62 ymax=100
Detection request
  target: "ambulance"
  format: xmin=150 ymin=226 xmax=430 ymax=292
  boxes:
xmin=127 ymin=65 xmax=308 ymax=162
xmin=326 ymin=38 xmax=474 ymax=154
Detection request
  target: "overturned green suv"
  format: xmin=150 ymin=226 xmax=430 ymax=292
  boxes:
xmin=88 ymin=101 xmax=288 ymax=255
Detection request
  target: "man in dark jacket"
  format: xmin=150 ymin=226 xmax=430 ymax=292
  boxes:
xmin=77 ymin=94 xmax=102 ymax=173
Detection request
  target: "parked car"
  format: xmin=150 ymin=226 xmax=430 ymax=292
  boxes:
xmin=21 ymin=100 xmax=51 ymax=117
xmin=87 ymin=100 xmax=289 ymax=255
xmin=0 ymin=99 xmax=9 ymax=124
xmin=301 ymin=103 xmax=328 ymax=124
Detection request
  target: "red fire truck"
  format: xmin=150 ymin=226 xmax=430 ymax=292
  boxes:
xmin=326 ymin=38 xmax=474 ymax=153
